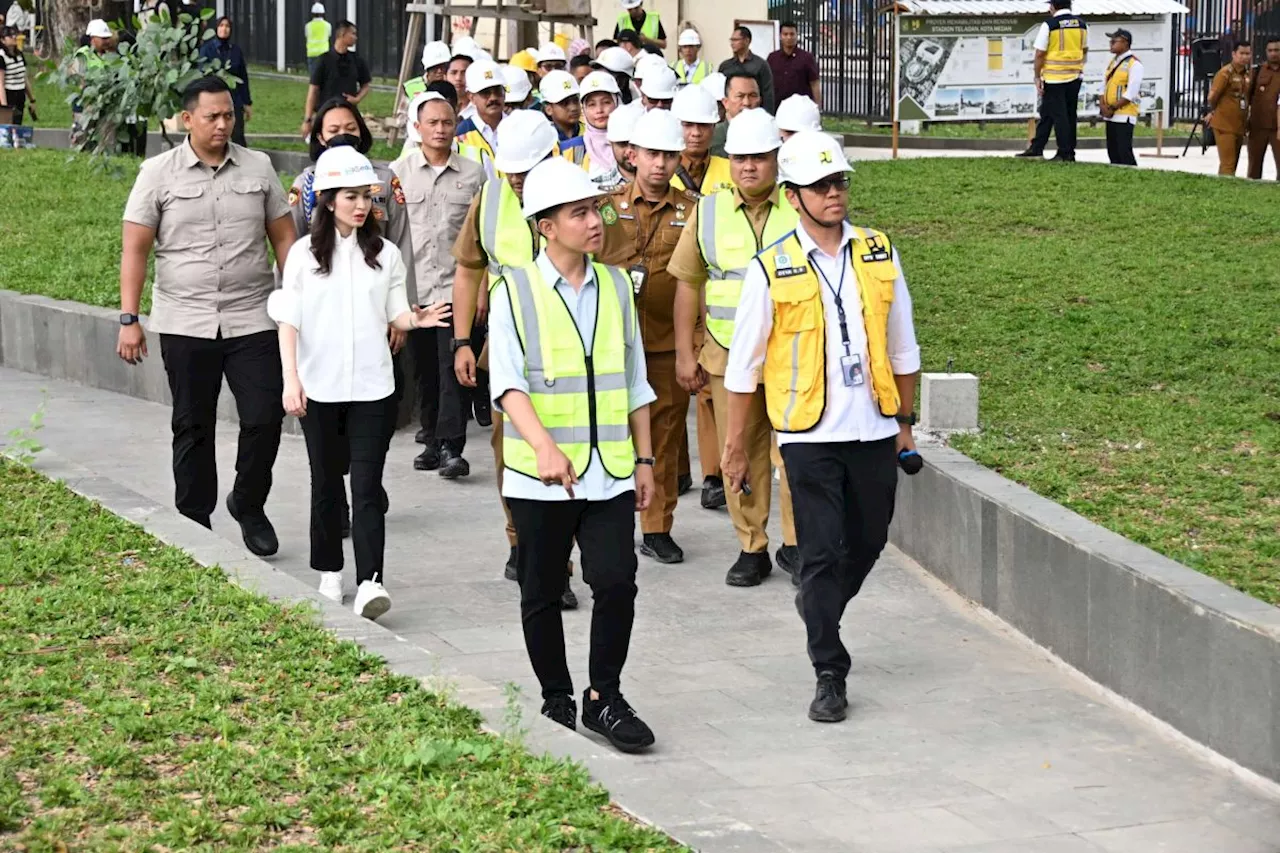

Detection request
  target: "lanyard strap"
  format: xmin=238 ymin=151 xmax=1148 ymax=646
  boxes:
xmin=809 ymin=244 xmax=852 ymax=356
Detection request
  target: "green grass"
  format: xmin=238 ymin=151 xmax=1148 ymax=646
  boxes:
xmin=0 ymin=460 xmax=683 ymax=850
xmin=827 ymin=117 xmax=1194 ymax=139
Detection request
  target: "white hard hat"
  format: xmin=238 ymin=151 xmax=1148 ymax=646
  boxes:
xmin=465 ymin=59 xmax=505 ymax=95
xmin=700 ymin=71 xmax=726 ymax=102
xmin=406 ymin=92 xmax=447 ymax=143
xmin=521 ymin=157 xmax=604 ymax=219
xmin=633 ymin=53 xmax=666 ymax=81
xmin=725 ymin=108 xmax=782 ymax=155
xmin=85 ymin=18 xmax=112 ymax=38
xmin=776 ymin=94 xmax=822 ymax=133
xmin=451 ymin=35 xmax=479 ymax=59
xmin=580 ymin=70 xmax=621 ymax=99
xmin=494 ymin=110 xmax=559 ymax=174
xmin=629 ymin=108 xmax=685 ymax=152
xmin=777 ymin=130 xmax=852 ymax=186
xmin=640 ymin=65 xmax=678 ymax=100
xmin=421 ymin=40 xmax=451 ymax=71
xmin=593 ymin=46 xmax=635 ymax=76
xmin=539 ymin=69 xmax=580 ymax=105
xmin=310 ymin=2 xmax=325 ymax=13
xmin=313 ymin=147 xmax=381 ymax=193
xmin=474 ymin=48 xmax=495 ymax=63
xmin=677 ymin=28 xmax=701 ymax=47
xmin=672 ymin=84 xmax=719 ymax=124
xmin=606 ymin=101 xmax=643 ymax=143
xmin=502 ymin=64 xmax=532 ymax=103
xmin=619 ymin=0 xmax=644 ymax=9
xmin=534 ymin=42 xmax=567 ymax=65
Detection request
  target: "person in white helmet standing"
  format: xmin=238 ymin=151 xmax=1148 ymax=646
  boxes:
xmin=533 ymin=42 xmax=568 ymax=78
xmin=673 ymin=28 xmax=712 ymax=87
xmin=605 ymin=100 xmax=642 ymax=189
xmin=502 ymin=63 xmax=535 ymax=111
xmin=670 ymin=83 xmax=733 ymax=196
xmin=775 ymin=93 xmax=822 ymax=140
xmin=455 ymin=58 xmax=507 ymax=180
xmin=614 ymin=0 xmax=666 ymax=53
xmin=403 ymin=40 xmax=451 ymax=100
xmin=638 ymin=63 xmax=678 ymax=111
xmin=269 ymin=147 xmax=452 ymax=621
xmin=487 ymin=156 xmax=657 ymax=753
xmin=304 ymin=3 xmax=331 ymax=79
xmin=539 ymin=68 xmax=585 ymax=144
xmin=722 ymin=131 xmax=921 ymax=723
xmin=449 ymin=37 xmax=479 ymax=122
xmin=592 ymin=45 xmax=638 ymax=105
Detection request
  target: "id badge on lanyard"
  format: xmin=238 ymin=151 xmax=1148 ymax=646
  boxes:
xmin=815 ymin=247 xmax=864 ymax=387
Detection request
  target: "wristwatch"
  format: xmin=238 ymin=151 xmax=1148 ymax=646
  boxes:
xmin=450 ymin=338 xmax=472 ymax=353
xmin=120 ymin=313 xmax=139 ymax=326
xmin=635 ymin=456 xmax=655 ymax=466
xmin=895 ymin=412 xmax=917 ymax=426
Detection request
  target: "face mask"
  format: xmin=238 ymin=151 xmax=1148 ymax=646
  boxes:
xmin=324 ymin=133 xmax=363 ymax=150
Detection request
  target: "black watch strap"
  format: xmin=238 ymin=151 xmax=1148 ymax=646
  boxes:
xmin=120 ymin=313 xmax=139 ymax=326
xmin=635 ymin=456 xmax=655 ymax=466
xmin=895 ymin=412 xmax=917 ymax=426
xmin=451 ymin=337 xmax=472 ymax=353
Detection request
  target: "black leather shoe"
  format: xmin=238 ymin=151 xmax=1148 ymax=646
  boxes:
xmin=808 ymin=671 xmax=848 ymax=723
xmin=414 ymin=428 xmax=433 ymax=445
xmin=225 ymin=494 xmax=279 ymax=557
xmin=700 ymin=475 xmax=726 ymax=509
xmin=725 ymin=550 xmax=772 ymax=587
xmin=582 ymin=690 xmax=655 ymax=753
xmin=413 ymin=444 xmax=441 ymax=471
xmin=1014 ymin=148 xmax=1044 ymax=158
xmin=504 ymin=546 xmax=518 ymax=581
xmin=473 ymin=399 xmax=493 ymax=428
xmin=1050 ymin=153 xmax=1076 ymax=162
xmin=677 ymin=473 xmax=693 ymax=495
xmin=438 ymin=445 xmax=471 ymax=479
xmin=541 ymin=693 xmax=577 ymax=730
xmin=776 ymin=545 xmax=802 ymax=586
xmin=640 ymin=533 xmax=684 ymax=564
xmin=560 ymin=582 xmax=579 ymax=610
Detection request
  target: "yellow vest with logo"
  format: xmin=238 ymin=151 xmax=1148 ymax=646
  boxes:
xmin=305 ymin=18 xmax=331 ymax=58
xmin=697 ymin=190 xmax=798 ymax=350
xmin=1042 ymin=14 xmax=1087 ymax=83
xmin=457 ymin=128 xmax=496 ymax=174
xmin=758 ymin=229 xmax=901 ymax=432
xmin=478 ymin=178 xmax=542 ymax=284
xmin=670 ymin=156 xmax=734 ymax=196
xmin=501 ymin=262 xmax=637 ymax=481
xmin=1103 ymin=54 xmax=1140 ymax=117
xmin=616 ymin=10 xmax=661 ymax=40
xmin=674 ymin=59 xmax=712 ymax=85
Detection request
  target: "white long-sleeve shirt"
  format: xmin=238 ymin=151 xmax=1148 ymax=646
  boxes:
xmin=724 ymin=221 xmax=921 ymax=446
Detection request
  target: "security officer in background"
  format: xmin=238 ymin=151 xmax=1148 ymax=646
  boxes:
xmin=1099 ymin=29 xmax=1142 ymax=166
xmin=672 ymin=109 xmax=802 ymax=588
xmin=451 ymin=110 xmax=580 ymax=610
xmin=1246 ymin=38 xmax=1280 ymax=180
xmin=117 ymin=76 xmax=297 ymax=554
xmin=1017 ymin=0 xmax=1087 ymax=161
xmin=597 ymin=108 xmax=692 ymax=564
xmin=1207 ymin=41 xmax=1253 ymax=176
xmin=723 ymin=132 xmax=921 ymax=723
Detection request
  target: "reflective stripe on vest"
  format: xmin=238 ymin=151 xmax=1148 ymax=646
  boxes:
xmin=479 ymin=178 xmax=540 ymax=282
xmin=670 ymin=156 xmax=734 ymax=196
xmin=1043 ymin=15 xmax=1086 ymax=83
xmin=616 ymin=10 xmax=661 ymax=40
xmin=1103 ymin=55 xmax=1140 ymax=117
xmin=758 ymin=229 xmax=901 ymax=432
xmin=674 ymin=59 xmax=711 ymax=85
xmin=501 ymin=262 xmax=637 ymax=481
xmin=305 ymin=19 xmax=331 ymax=58
xmin=698 ymin=191 xmax=798 ymax=350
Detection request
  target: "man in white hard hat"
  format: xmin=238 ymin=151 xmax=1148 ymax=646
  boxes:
xmin=404 ymin=40 xmax=451 ymax=100
xmin=639 ymin=63 xmax=677 ymax=111
xmin=488 ymin=156 xmax=656 ymax=753
xmin=672 ymin=108 xmax=802 ymax=587
xmin=592 ymin=46 xmax=637 ymax=106
xmin=305 ymin=3 xmax=330 ymax=78
xmin=670 ymin=83 xmax=733 ymax=196
xmin=723 ymin=131 xmax=921 ymax=724
xmin=534 ymin=42 xmax=567 ymax=78
xmin=502 ymin=63 xmax=534 ymax=111
xmin=597 ymin=109 xmax=695 ymax=565
xmin=614 ymin=0 xmax=665 ymax=53
xmin=673 ymin=28 xmax=711 ymax=87
xmin=450 ymin=111 xmax=582 ymax=610
xmin=775 ymin=93 xmax=822 ymax=140
xmin=605 ymin=100 xmax=642 ymax=189
xmin=539 ymin=69 xmax=585 ymax=144
xmin=448 ymin=38 xmax=477 ymax=122
xmin=455 ymin=59 xmax=506 ymax=180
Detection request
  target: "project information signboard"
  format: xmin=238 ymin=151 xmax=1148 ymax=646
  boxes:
xmin=895 ymin=14 xmax=1171 ymax=124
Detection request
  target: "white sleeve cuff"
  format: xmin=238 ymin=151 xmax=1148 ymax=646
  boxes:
xmin=628 ymin=382 xmax=657 ymax=413
xmin=266 ymin=289 xmax=300 ymax=329
xmin=890 ymin=347 xmax=922 ymax=375
xmin=723 ymin=368 xmax=761 ymax=395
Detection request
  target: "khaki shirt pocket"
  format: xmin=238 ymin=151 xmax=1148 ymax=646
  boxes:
xmin=227 ymin=179 xmax=268 ymax=220
xmin=162 ymin=184 xmax=207 ymax=225
xmin=444 ymin=191 xmax=473 ymax=230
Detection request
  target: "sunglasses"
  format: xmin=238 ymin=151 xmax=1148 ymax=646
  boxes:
xmin=804 ymin=175 xmax=851 ymax=194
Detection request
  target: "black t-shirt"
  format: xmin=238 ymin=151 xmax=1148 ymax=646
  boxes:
xmin=311 ymin=49 xmax=372 ymax=102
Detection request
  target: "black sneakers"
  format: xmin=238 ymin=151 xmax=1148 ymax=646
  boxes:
xmin=700 ymin=475 xmax=726 ymax=509
xmin=677 ymin=472 xmax=693 ymax=495
xmin=504 ymin=546 xmax=518 ymax=581
xmin=809 ymin=671 xmax=849 ymax=723
xmin=541 ymin=694 xmax=577 ymax=730
xmin=438 ymin=444 xmax=470 ymax=479
xmin=225 ymin=494 xmax=279 ymax=557
xmin=776 ymin=545 xmax=802 ymax=587
xmin=640 ymin=533 xmax=684 ymax=564
xmin=725 ymin=550 xmax=772 ymax=587
xmin=1014 ymin=148 xmax=1043 ymax=158
xmin=582 ymin=690 xmax=655 ymax=753
xmin=413 ymin=444 xmax=442 ymax=471
xmin=561 ymin=582 xmax=579 ymax=610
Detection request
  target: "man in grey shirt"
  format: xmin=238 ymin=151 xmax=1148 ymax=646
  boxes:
xmin=718 ymin=27 xmax=775 ymax=114
xmin=117 ymin=76 xmax=297 ymax=555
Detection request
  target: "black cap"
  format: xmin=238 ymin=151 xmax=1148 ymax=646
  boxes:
xmin=1107 ymin=28 xmax=1133 ymax=43
xmin=616 ymin=30 xmax=642 ymax=47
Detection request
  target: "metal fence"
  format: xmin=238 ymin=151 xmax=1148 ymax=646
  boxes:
xmin=1168 ymin=0 xmax=1280 ymax=121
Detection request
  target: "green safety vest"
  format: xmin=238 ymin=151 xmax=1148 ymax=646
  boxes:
xmin=674 ymin=59 xmax=711 ymax=85
xmin=305 ymin=18 xmax=331 ymax=59
xmin=478 ymin=177 xmax=541 ymax=281
xmin=500 ymin=261 xmax=637 ymax=482
xmin=698 ymin=189 xmax=797 ymax=350
xmin=403 ymin=76 xmax=426 ymax=98
xmin=75 ymin=45 xmax=105 ymax=70
xmin=615 ymin=10 xmax=661 ymax=41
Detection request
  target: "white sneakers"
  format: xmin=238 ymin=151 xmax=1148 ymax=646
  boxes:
xmin=353 ymin=580 xmax=392 ymax=621
xmin=318 ymin=572 xmax=343 ymax=603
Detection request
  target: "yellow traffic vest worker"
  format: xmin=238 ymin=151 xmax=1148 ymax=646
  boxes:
xmin=455 ymin=58 xmax=507 ymax=179
xmin=1020 ymin=0 xmax=1088 ymax=161
xmin=488 ymin=157 xmax=658 ymax=754
xmin=722 ymin=131 xmax=921 ymax=725
xmin=670 ymin=84 xmax=735 ymax=196
xmin=1041 ymin=9 xmax=1087 ymax=83
xmin=672 ymin=108 xmax=800 ymax=589
xmin=673 ymin=28 xmax=711 ymax=86
xmin=305 ymin=4 xmax=331 ymax=75
xmin=615 ymin=0 xmax=664 ymax=48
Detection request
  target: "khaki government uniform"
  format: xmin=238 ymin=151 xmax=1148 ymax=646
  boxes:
xmin=1209 ymin=63 xmax=1252 ymax=175
xmin=1247 ymin=62 xmax=1280 ymax=180
xmin=389 ymin=150 xmax=486 ymax=305
xmin=597 ymin=180 xmax=694 ymax=535
xmin=668 ymin=188 xmax=797 ymax=554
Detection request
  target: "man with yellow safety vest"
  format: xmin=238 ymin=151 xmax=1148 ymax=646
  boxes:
xmin=403 ymin=40 xmax=451 ymax=100
xmin=1099 ymin=29 xmax=1143 ymax=166
xmin=670 ymin=84 xmax=734 ymax=195
xmin=673 ymin=29 xmax=712 ymax=87
xmin=455 ymin=58 xmax=506 ymax=179
xmin=673 ymin=108 xmax=804 ymax=587
xmin=614 ymin=0 xmax=666 ymax=53
xmin=487 ymin=157 xmax=657 ymax=754
xmin=722 ymin=132 xmax=921 ymax=723
xmin=304 ymin=3 xmax=330 ymax=78
xmin=1017 ymin=0 xmax=1087 ymax=162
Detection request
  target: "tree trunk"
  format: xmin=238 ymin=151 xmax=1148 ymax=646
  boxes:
xmin=44 ymin=0 xmax=90 ymax=59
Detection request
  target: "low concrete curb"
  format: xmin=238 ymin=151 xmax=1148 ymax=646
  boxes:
xmin=890 ymin=446 xmax=1280 ymax=783
xmin=835 ymin=130 xmax=1177 ymax=151
xmin=25 ymin=447 xmax=777 ymax=852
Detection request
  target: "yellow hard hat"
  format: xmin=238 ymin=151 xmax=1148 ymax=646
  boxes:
xmin=510 ymin=49 xmax=538 ymax=73
xmin=553 ymin=32 xmax=570 ymax=51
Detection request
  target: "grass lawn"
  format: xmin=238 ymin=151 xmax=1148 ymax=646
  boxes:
xmin=0 ymin=460 xmax=682 ymax=850
xmin=827 ymin=117 xmax=1195 ymax=139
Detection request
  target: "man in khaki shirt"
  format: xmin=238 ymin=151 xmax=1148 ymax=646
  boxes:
xmin=117 ymin=76 xmax=296 ymax=555
xmin=1247 ymin=38 xmax=1280 ymax=180
xmin=392 ymin=92 xmax=486 ymax=476
xmin=1207 ymin=42 xmax=1253 ymax=175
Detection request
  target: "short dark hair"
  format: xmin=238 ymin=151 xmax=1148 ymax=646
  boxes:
xmin=426 ymin=80 xmax=458 ymax=111
xmin=336 ymin=20 xmax=356 ymax=37
xmin=596 ymin=38 xmax=617 ymax=51
xmin=616 ymin=30 xmax=641 ymax=46
xmin=724 ymin=71 xmax=759 ymax=93
xmin=182 ymin=75 xmax=232 ymax=111
xmin=570 ymin=54 xmax=592 ymax=70
xmin=734 ymin=26 xmax=752 ymax=40
xmin=1050 ymin=0 xmax=1071 ymax=9
xmin=780 ymin=20 xmax=798 ymax=31
xmin=1268 ymin=37 xmax=1280 ymax=46
xmin=1233 ymin=39 xmax=1252 ymax=52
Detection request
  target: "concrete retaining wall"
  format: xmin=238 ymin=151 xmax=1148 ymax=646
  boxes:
xmin=890 ymin=447 xmax=1280 ymax=783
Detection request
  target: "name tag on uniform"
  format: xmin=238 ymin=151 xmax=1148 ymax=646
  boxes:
xmin=840 ymin=354 xmax=865 ymax=387
xmin=774 ymin=253 xmax=808 ymax=278
xmin=618 ymin=213 xmax=636 ymax=220
xmin=668 ymin=220 xmax=686 ymax=227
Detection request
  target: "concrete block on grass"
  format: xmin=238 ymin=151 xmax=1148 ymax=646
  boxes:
xmin=921 ymin=372 xmax=979 ymax=431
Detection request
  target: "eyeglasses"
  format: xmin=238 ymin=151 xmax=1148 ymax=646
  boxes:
xmin=804 ymin=175 xmax=851 ymax=194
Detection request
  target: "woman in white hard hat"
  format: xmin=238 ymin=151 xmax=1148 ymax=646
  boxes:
xmin=578 ymin=70 xmax=622 ymax=188
xmin=673 ymin=28 xmax=711 ymax=87
xmin=487 ymin=155 xmax=657 ymax=753
xmin=775 ymin=93 xmax=822 ymax=140
xmin=721 ymin=131 xmax=921 ymax=724
xmin=269 ymin=147 xmax=452 ymax=621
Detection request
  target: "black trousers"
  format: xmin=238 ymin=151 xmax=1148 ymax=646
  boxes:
xmin=1105 ymin=120 xmax=1136 ymax=166
xmin=300 ymin=396 xmax=395 ymax=584
xmin=232 ymin=103 xmax=247 ymax=148
xmin=409 ymin=327 xmax=440 ymax=442
xmin=1031 ymin=79 xmax=1082 ymax=159
xmin=509 ymin=492 xmax=639 ymax=700
xmin=159 ymin=330 xmax=284 ymax=528
xmin=5 ymin=90 xmax=26 ymax=125
xmin=780 ymin=438 xmax=898 ymax=679
xmin=415 ymin=315 xmax=489 ymax=452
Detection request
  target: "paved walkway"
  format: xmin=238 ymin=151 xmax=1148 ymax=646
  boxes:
xmin=3 ymin=367 xmax=1278 ymax=853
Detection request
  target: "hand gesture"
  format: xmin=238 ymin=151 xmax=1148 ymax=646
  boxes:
xmin=537 ymin=443 xmax=578 ymax=498
xmin=283 ymin=375 xmax=308 ymax=418
xmin=454 ymin=345 xmax=477 ymax=387
xmin=675 ymin=352 xmax=707 ymax=393
xmin=412 ymin=301 xmax=452 ymax=329
xmin=721 ymin=442 xmax=750 ymax=495
xmin=634 ymin=463 xmax=654 ymax=511
xmin=388 ymin=325 xmax=408 ymax=355
xmin=117 ymin=323 xmax=148 ymax=364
